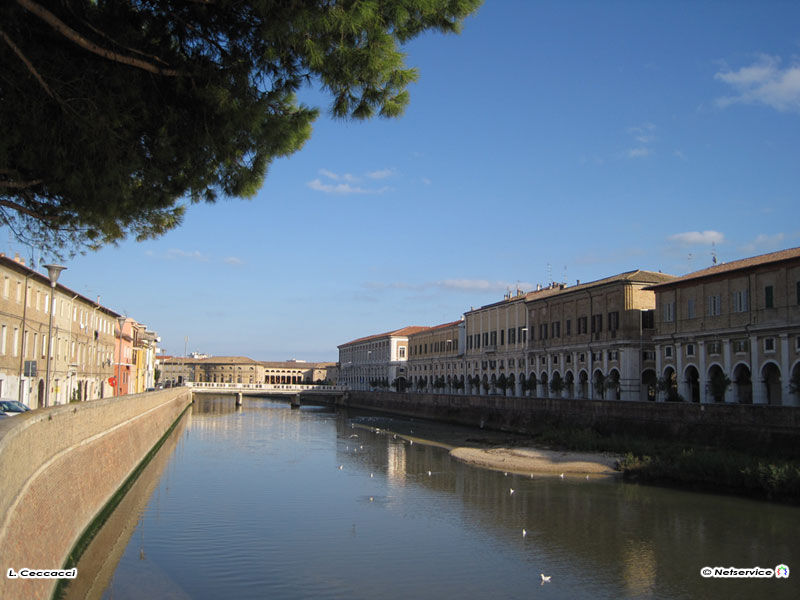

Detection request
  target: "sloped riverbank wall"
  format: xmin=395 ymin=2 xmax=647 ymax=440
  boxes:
xmin=0 ymin=388 xmax=192 ymax=600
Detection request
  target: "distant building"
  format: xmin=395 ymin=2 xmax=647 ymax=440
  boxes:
xmin=407 ymin=320 xmax=465 ymax=393
xmin=338 ymin=327 xmax=425 ymax=390
xmin=647 ymin=247 xmax=800 ymax=405
xmin=160 ymin=356 xmax=337 ymax=386
xmin=464 ymin=289 xmax=528 ymax=396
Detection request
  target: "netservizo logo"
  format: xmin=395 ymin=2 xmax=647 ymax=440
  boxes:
xmin=700 ymin=564 xmax=790 ymax=579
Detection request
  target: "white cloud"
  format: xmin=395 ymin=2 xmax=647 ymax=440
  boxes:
xmin=164 ymin=249 xmax=209 ymax=262
xmin=628 ymin=123 xmax=656 ymax=143
xmin=307 ymin=179 xmax=389 ymax=195
xmin=625 ymin=123 xmax=656 ymax=158
xmin=309 ymin=168 xmax=394 ymax=194
xmin=223 ymin=256 xmax=245 ymax=266
xmin=740 ymin=233 xmax=785 ymax=253
xmin=627 ymin=147 xmax=652 ymax=158
xmin=319 ymin=169 xmax=359 ymax=182
xmin=668 ymin=231 xmax=725 ymax=245
xmin=366 ymin=168 xmax=394 ymax=179
xmin=715 ymin=54 xmax=800 ymax=113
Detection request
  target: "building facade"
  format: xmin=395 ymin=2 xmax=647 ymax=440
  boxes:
xmin=464 ymin=290 xmax=529 ymax=396
xmin=523 ymin=271 xmax=675 ymax=402
xmin=407 ymin=320 xmax=465 ymax=393
xmin=648 ymin=247 xmax=800 ymax=405
xmin=338 ymin=327 xmax=425 ymax=391
xmin=0 ymin=254 xmax=120 ymax=406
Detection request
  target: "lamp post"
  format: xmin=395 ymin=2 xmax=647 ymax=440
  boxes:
xmin=116 ymin=316 xmax=126 ymax=396
xmin=43 ymin=264 xmax=66 ymax=407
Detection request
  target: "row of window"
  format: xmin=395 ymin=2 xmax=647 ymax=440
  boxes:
xmin=663 ymin=283 xmax=800 ymax=322
xmin=663 ymin=336 xmax=800 ymax=358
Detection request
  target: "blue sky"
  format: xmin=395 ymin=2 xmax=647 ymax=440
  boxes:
xmin=6 ymin=1 xmax=800 ymax=361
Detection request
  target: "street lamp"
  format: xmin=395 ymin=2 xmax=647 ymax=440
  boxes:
xmin=43 ymin=264 xmax=66 ymax=407
xmin=116 ymin=316 xmax=126 ymax=396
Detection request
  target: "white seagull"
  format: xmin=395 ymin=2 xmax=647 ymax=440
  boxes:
xmin=522 ymin=529 xmax=527 ymax=537
xmin=509 ymin=488 xmax=515 ymax=495
xmin=541 ymin=574 xmax=551 ymax=583
xmin=559 ymin=473 xmax=564 ymax=479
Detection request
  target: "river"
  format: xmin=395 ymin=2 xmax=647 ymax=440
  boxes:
xmin=62 ymin=396 xmax=798 ymax=600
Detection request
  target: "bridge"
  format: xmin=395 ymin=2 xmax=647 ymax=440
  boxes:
xmin=185 ymin=382 xmax=347 ymax=406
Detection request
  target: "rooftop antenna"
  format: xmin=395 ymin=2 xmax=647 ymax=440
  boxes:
xmin=546 ymin=263 xmax=552 ymax=286
xmin=563 ymin=265 xmax=567 ymax=285
xmin=711 ymin=242 xmax=718 ymax=265
xmin=688 ymin=252 xmax=693 ymax=270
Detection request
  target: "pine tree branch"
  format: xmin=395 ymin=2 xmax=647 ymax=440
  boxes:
xmin=0 ymin=27 xmax=55 ymax=98
xmin=15 ymin=0 xmax=181 ymax=76
xmin=0 ymin=198 xmax=57 ymax=222
xmin=0 ymin=179 xmax=43 ymax=189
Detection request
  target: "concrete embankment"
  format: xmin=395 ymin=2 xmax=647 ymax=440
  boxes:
xmin=338 ymin=390 xmax=800 ymax=448
xmin=0 ymin=389 xmax=192 ymax=600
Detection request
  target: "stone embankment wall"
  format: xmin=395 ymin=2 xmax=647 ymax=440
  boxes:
xmin=340 ymin=391 xmax=800 ymax=446
xmin=0 ymin=388 xmax=192 ymax=600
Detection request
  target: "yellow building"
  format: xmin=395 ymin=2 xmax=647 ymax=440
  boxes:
xmin=0 ymin=254 xmax=119 ymax=406
xmin=407 ymin=320 xmax=465 ymax=392
xmin=464 ymin=290 xmax=529 ymax=395
xmin=647 ymin=247 xmax=800 ymax=405
xmin=523 ymin=271 xmax=675 ymax=401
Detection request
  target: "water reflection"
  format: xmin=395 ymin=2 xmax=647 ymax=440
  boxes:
xmin=61 ymin=410 xmax=189 ymax=600
xmin=67 ymin=397 xmax=797 ymax=600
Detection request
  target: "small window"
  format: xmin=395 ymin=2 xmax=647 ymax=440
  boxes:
xmin=708 ymin=341 xmax=721 ymax=355
xmin=733 ymin=290 xmax=748 ymax=313
xmin=665 ymin=346 xmax=673 ymax=358
xmin=764 ymin=338 xmax=775 ymax=352
xmin=765 ymin=285 xmax=774 ymax=309
xmin=733 ymin=339 xmax=749 ymax=353
xmin=663 ymin=302 xmax=675 ymax=323
xmin=687 ymin=298 xmax=696 ymax=319
xmin=707 ymin=294 xmax=721 ymax=317
xmin=686 ymin=344 xmax=695 ymax=357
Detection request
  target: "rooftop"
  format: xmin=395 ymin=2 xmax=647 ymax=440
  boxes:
xmin=645 ymin=247 xmax=800 ymax=289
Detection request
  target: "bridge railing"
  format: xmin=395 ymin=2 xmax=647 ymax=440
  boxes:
xmin=185 ymin=382 xmax=347 ymax=393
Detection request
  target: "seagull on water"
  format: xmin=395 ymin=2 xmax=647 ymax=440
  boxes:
xmin=338 ymin=465 xmax=343 ymax=470
xmin=559 ymin=473 xmax=564 ymax=479
xmin=522 ymin=529 xmax=527 ymax=537
xmin=541 ymin=574 xmax=551 ymax=583
xmin=509 ymin=488 xmax=515 ymax=495
xmin=428 ymin=470 xmax=432 ymax=476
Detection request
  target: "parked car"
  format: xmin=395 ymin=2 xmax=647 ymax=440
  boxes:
xmin=0 ymin=399 xmax=31 ymax=417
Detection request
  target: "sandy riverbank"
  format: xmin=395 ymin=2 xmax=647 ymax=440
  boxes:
xmin=449 ymin=446 xmax=621 ymax=478
xmin=355 ymin=416 xmax=622 ymax=478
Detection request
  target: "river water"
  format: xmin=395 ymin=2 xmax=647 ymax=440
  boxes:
xmin=63 ymin=396 xmax=798 ymax=600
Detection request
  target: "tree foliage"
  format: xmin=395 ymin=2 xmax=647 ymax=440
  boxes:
xmin=1 ymin=0 xmax=481 ymax=255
